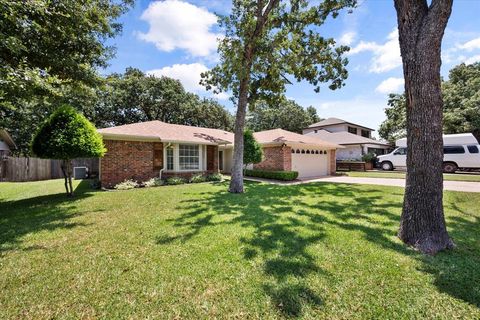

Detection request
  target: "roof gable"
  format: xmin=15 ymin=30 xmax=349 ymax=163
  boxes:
xmin=308 ymin=117 xmax=375 ymax=131
xmin=309 ymin=129 xmax=389 ymax=146
xmin=253 ymin=128 xmax=341 ymax=148
xmin=0 ymin=129 xmax=16 ymax=149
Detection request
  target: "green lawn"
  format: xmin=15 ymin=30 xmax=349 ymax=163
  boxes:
xmin=1 ymin=179 xmax=479 ymax=319
xmin=341 ymin=170 xmax=480 ymax=182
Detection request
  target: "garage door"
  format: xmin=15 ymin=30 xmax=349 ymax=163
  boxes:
xmin=291 ymin=149 xmax=329 ymax=178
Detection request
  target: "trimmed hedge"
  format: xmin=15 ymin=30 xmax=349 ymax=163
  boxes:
xmin=244 ymin=169 xmax=298 ymax=181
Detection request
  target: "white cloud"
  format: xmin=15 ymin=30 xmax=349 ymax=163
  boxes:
xmin=457 ymin=37 xmax=480 ymax=52
xmin=375 ymin=77 xmax=404 ymax=94
xmin=348 ymin=29 xmax=402 ymax=73
xmin=463 ymin=54 xmax=480 ymax=65
xmin=339 ymin=31 xmax=356 ymax=46
xmin=147 ymin=63 xmax=229 ymax=100
xmin=138 ymin=0 xmax=220 ymax=57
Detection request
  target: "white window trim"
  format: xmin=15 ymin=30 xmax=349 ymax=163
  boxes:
xmin=163 ymin=143 xmax=204 ymax=172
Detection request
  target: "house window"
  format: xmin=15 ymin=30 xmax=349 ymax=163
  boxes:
xmin=166 ymin=146 xmax=174 ymax=170
xmin=179 ymin=144 xmax=199 ymax=170
xmin=348 ymin=126 xmax=358 ymax=134
xmin=361 ymin=130 xmax=370 ymax=138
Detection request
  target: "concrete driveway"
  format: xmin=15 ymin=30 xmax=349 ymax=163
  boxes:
xmin=245 ymin=175 xmax=480 ymax=193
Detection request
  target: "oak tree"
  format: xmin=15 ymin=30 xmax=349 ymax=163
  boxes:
xmin=202 ymin=0 xmax=356 ymax=193
xmin=394 ymin=0 xmax=454 ymax=254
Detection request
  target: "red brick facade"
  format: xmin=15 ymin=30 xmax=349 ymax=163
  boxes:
xmin=101 ymin=140 xmax=161 ymax=188
xmin=101 ymin=139 xmax=334 ymax=187
xmin=101 ymin=140 xmax=220 ymax=188
xmin=329 ymin=149 xmax=336 ymax=175
xmin=254 ymin=146 xmax=292 ymax=171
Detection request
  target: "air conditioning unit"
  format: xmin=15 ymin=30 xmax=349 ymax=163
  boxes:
xmin=73 ymin=166 xmax=88 ymax=180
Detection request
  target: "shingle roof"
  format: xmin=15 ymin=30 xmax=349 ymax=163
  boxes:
xmin=253 ymin=128 xmax=342 ymax=148
xmin=98 ymin=122 xmax=342 ymax=148
xmin=98 ymin=121 xmax=234 ymax=145
xmin=0 ymin=129 xmax=16 ymax=149
xmin=309 ymin=130 xmax=390 ymax=146
xmin=308 ymin=117 xmax=375 ymax=131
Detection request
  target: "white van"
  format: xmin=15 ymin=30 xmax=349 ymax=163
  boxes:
xmin=377 ymin=133 xmax=480 ymax=173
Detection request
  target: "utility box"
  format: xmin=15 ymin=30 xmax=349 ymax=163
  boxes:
xmin=73 ymin=166 xmax=88 ymax=180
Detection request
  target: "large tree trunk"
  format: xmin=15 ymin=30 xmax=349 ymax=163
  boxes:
xmin=228 ymin=0 xmax=279 ymax=193
xmin=229 ymin=61 xmax=252 ymax=193
xmin=61 ymin=159 xmax=74 ymax=196
xmin=394 ymin=0 xmax=454 ymax=254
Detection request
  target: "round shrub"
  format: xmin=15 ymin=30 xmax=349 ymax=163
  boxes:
xmin=144 ymin=177 xmax=164 ymax=187
xmin=166 ymin=177 xmax=186 ymax=185
xmin=114 ymin=179 xmax=139 ymax=190
xmin=206 ymin=173 xmax=223 ymax=182
xmin=189 ymin=174 xmax=206 ymax=183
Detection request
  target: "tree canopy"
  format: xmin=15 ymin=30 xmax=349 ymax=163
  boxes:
xmin=247 ymin=99 xmax=321 ymax=133
xmin=243 ymin=129 xmax=263 ymax=166
xmin=32 ymin=105 xmax=105 ymax=160
xmin=443 ymin=62 xmax=480 ymax=140
xmin=32 ymin=105 xmax=106 ymax=195
xmin=0 ymin=0 xmax=132 ymax=110
xmin=201 ymin=0 xmax=356 ymax=193
xmin=95 ymin=68 xmax=234 ymax=129
xmin=379 ymin=62 xmax=480 ymax=144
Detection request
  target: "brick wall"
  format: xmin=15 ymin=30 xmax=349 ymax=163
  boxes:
xmin=329 ymin=149 xmax=336 ymax=175
xmin=254 ymin=146 xmax=292 ymax=171
xmin=101 ymin=140 xmax=161 ymax=188
xmin=101 ymin=140 xmax=219 ymax=187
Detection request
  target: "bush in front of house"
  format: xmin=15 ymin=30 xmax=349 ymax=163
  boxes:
xmin=166 ymin=177 xmax=187 ymax=185
xmin=189 ymin=174 xmax=206 ymax=183
xmin=114 ymin=179 xmax=139 ymax=190
xmin=206 ymin=173 xmax=223 ymax=182
xmin=361 ymin=152 xmax=376 ymax=163
xmin=244 ymin=169 xmax=298 ymax=181
xmin=144 ymin=177 xmax=164 ymax=187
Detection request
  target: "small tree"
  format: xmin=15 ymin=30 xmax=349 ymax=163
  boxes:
xmin=243 ymin=129 xmax=263 ymax=170
xmin=201 ymin=0 xmax=356 ymax=193
xmin=32 ymin=105 xmax=106 ymax=196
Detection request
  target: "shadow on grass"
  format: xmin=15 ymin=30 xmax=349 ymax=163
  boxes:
xmin=0 ymin=180 xmax=96 ymax=254
xmin=156 ymin=181 xmax=480 ymax=315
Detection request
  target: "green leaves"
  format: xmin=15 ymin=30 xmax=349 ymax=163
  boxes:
xmin=244 ymin=129 xmax=263 ymax=165
xmin=246 ymin=99 xmax=320 ymax=133
xmin=379 ymin=62 xmax=480 ymax=143
xmin=0 ymin=0 xmax=132 ymax=109
xmin=201 ymin=0 xmax=356 ymax=105
xmin=31 ymin=105 xmax=106 ymax=160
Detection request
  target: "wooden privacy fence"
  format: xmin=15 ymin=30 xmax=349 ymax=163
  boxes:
xmin=0 ymin=157 xmax=99 ymax=182
xmin=336 ymin=161 xmax=367 ymax=172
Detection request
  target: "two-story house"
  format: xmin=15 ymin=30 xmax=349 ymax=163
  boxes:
xmin=303 ymin=118 xmax=391 ymax=160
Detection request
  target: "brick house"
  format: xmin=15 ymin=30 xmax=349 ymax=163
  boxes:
xmin=98 ymin=121 xmax=341 ymax=187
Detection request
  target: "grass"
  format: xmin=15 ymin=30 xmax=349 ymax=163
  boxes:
xmin=341 ymin=170 xmax=480 ymax=182
xmin=0 ymin=179 xmax=479 ymax=319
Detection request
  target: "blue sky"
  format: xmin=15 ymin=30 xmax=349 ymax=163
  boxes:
xmin=104 ymin=0 xmax=480 ymax=136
